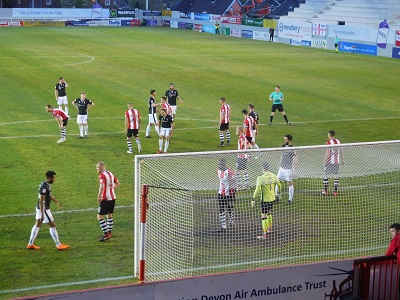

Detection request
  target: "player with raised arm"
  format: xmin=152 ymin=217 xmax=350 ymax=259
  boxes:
xmin=242 ymin=109 xmax=259 ymax=149
xmin=72 ymin=92 xmax=94 ymax=139
xmin=96 ymin=162 xmax=120 ymax=242
xmin=248 ymin=103 xmax=259 ymax=143
xmin=218 ymin=97 xmax=231 ymax=147
xmin=55 ymin=77 xmax=69 ymax=114
xmin=276 ymin=134 xmax=297 ymax=205
xmin=252 ymin=162 xmax=281 ymax=239
xmin=236 ymin=125 xmax=250 ymax=190
xmin=217 ymin=158 xmax=235 ymax=230
xmin=145 ymin=90 xmax=159 ymax=138
xmin=269 ymin=85 xmax=291 ymax=126
xmin=165 ymin=83 xmax=183 ymax=118
xmin=322 ymin=130 xmax=344 ymax=196
xmin=45 ymin=104 xmax=69 ymax=143
xmin=27 ymin=170 xmax=69 ymax=250
xmin=125 ymin=102 xmax=142 ymax=154
xmin=157 ymin=109 xmax=174 ymax=154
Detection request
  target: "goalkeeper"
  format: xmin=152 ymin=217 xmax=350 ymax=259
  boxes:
xmin=252 ymin=162 xmax=281 ymax=239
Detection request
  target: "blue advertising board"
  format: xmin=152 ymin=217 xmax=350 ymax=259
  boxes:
xmin=68 ymin=20 xmax=88 ymax=26
xmin=203 ymin=25 xmax=214 ymax=34
xmin=392 ymin=47 xmax=400 ymax=59
xmin=338 ymin=41 xmax=377 ymax=56
xmin=242 ymin=29 xmax=253 ymax=39
xmin=194 ymin=12 xmax=209 ymax=21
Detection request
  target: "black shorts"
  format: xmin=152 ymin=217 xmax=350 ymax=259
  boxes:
xmin=245 ymin=136 xmax=252 ymax=143
xmin=261 ymin=201 xmax=274 ymax=214
xmin=271 ymin=104 xmax=284 ymax=112
xmin=127 ymin=129 xmax=139 ymax=138
xmin=236 ymin=157 xmax=248 ymax=170
xmin=62 ymin=118 xmax=68 ymax=127
xmin=98 ymin=199 xmax=115 ymax=215
xmin=325 ymin=164 xmax=340 ymax=175
xmin=219 ymin=123 xmax=229 ymax=131
xmin=335 ymin=43 xmax=338 ymax=48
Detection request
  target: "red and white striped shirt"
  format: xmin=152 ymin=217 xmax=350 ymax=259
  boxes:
xmin=326 ymin=138 xmax=341 ymax=164
xmin=217 ymin=168 xmax=234 ymax=196
xmin=125 ymin=108 xmax=140 ymax=130
xmin=99 ymin=170 xmax=118 ymax=200
xmin=238 ymin=134 xmax=249 ymax=159
xmin=161 ymin=102 xmax=172 ymax=115
xmin=220 ymin=103 xmax=230 ymax=124
xmin=52 ymin=109 xmax=68 ymax=120
xmin=243 ymin=116 xmax=255 ymax=137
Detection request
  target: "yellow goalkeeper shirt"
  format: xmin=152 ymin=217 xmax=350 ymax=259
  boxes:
xmin=253 ymin=171 xmax=281 ymax=202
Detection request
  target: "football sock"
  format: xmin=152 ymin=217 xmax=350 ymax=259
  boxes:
xmin=270 ymin=116 xmax=273 ymax=123
xmin=289 ymin=185 xmax=294 ymax=201
xmin=267 ymin=213 xmax=273 ymax=230
xmin=127 ymin=139 xmax=132 ymax=152
xmin=99 ymin=219 xmax=108 ymax=234
xmin=262 ymin=217 xmax=268 ymax=233
xmin=65 ymin=106 xmax=69 ymax=115
xmin=79 ymin=125 xmax=84 ymax=137
xmin=28 ymin=225 xmax=40 ymax=245
xmin=284 ymin=115 xmax=289 ymax=123
xmin=159 ymin=138 xmax=163 ymax=151
xmin=84 ymin=125 xmax=88 ymax=136
xmin=219 ymin=212 xmax=226 ymax=229
xmin=226 ymin=131 xmax=231 ymax=143
xmin=61 ymin=128 xmax=66 ymax=139
xmin=58 ymin=105 xmax=62 ymax=110
xmin=253 ymin=144 xmax=259 ymax=149
xmin=107 ymin=217 xmax=113 ymax=233
xmin=243 ymin=172 xmax=249 ymax=188
xmin=235 ymin=173 xmax=242 ymax=189
xmin=334 ymin=179 xmax=339 ymax=191
xmin=228 ymin=201 xmax=234 ymax=223
xmin=219 ymin=132 xmax=224 ymax=144
xmin=164 ymin=140 xmax=169 ymax=152
xmin=323 ymin=178 xmax=329 ymax=191
xmin=135 ymin=138 xmax=141 ymax=150
xmin=50 ymin=227 xmax=61 ymax=246
xmin=146 ymin=125 xmax=151 ymax=136
xmin=155 ymin=125 xmax=160 ymax=135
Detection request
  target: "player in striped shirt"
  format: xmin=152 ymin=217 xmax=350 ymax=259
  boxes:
xmin=236 ymin=125 xmax=250 ymax=189
xmin=242 ymin=109 xmax=259 ymax=150
xmin=217 ymin=158 xmax=235 ymax=229
xmin=125 ymin=102 xmax=142 ymax=154
xmin=322 ymin=130 xmax=344 ymax=196
xmin=96 ymin=162 xmax=120 ymax=242
xmin=218 ymin=97 xmax=231 ymax=147
xmin=252 ymin=162 xmax=281 ymax=239
xmin=45 ymin=105 xmax=69 ymax=143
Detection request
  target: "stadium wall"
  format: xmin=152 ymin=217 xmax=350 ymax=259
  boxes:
xmin=16 ymin=259 xmax=354 ymax=300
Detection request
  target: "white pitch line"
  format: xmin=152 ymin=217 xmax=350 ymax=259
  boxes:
xmin=0 ymin=276 xmax=134 ymax=294
xmin=0 ymin=205 xmax=134 ymax=219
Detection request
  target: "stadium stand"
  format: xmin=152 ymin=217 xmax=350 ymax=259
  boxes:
xmin=245 ymin=0 xmax=305 ymax=19
xmin=173 ymin=0 xmax=242 ymax=15
xmin=280 ymin=0 xmax=400 ymax=29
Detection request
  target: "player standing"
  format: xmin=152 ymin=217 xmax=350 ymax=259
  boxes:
xmin=248 ymin=104 xmax=259 ymax=143
xmin=165 ymin=83 xmax=183 ymax=118
xmin=218 ymin=97 xmax=231 ymax=147
xmin=217 ymin=158 xmax=235 ymax=229
xmin=72 ymin=92 xmax=94 ymax=139
xmin=269 ymin=86 xmax=291 ymax=126
xmin=96 ymin=162 xmax=120 ymax=242
xmin=242 ymin=109 xmax=259 ymax=149
xmin=235 ymin=125 xmax=250 ymax=190
xmin=158 ymin=109 xmax=174 ymax=154
xmin=252 ymin=162 xmax=281 ymax=239
xmin=276 ymin=134 xmax=297 ymax=205
xmin=45 ymin=104 xmax=68 ymax=143
xmin=322 ymin=130 xmax=344 ymax=196
xmin=145 ymin=90 xmax=159 ymax=138
xmin=27 ymin=170 xmax=69 ymax=250
xmin=125 ymin=102 xmax=142 ymax=154
xmin=55 ymin=77 xmax=69 ymax=114
xmin=160 ymin=96 xmax=172 ymax=115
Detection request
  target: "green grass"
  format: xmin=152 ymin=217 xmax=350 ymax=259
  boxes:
xmin=0 ymin=26 xmax=399 ymax=299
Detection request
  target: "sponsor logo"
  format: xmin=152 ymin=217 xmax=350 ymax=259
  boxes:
xmin=109 ymin=9 xmax=117 ymax=18
xmin=108 ymin=20 xmax=121 ymax=26
xmin=392 ymin=47 xmax=400 ymax=59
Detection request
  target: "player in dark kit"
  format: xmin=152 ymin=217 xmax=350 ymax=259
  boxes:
xmin=157 ymin=109 xmax=174 ymax=154
xmin=165 ymin=83 xmax=183 ymax=118
xmin=248 ymin=104 xmax=259 ymax=144
xmin=72 ymin=92 xmax=94 ymax=139
xmin=55 ymin=77 xmax=69 ymax=114
xmin=27 ymin=170 xmax=69 ymax=250
xmin=145 ymin=90 xmax=159 ymax=138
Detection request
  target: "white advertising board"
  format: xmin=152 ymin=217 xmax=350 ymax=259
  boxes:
xmin=278 ymin=21 xmax=312 ymax=40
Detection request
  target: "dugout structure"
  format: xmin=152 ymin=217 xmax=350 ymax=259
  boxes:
xmin=134 ymin=141 xmax=400 ymax=281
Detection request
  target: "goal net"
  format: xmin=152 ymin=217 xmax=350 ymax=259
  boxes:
xmin=134 ymin=140 xmax=400 ymax=281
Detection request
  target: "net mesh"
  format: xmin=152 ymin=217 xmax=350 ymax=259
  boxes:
xmin=134 ymin=141 xmax=400 ymax=281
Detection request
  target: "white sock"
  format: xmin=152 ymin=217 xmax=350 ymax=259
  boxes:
xmin=159 ymin=138 xmax=163 ymax=150
xmin=79 ymin=126 xmax=84 ymax=137
xmin=50 ymin=227 xmax=61 ymax=246
xmin=84 ymin=124 xmax=88 ymax=136
xmin=155 ymin=125 xmax=160 ymax=135
xmin=146 ymin=125 xmax=151 ymax=136
xmin=253 ymin=144 xmax=259 ymax=149
xmin=275 ymin=185 xmax=280 ymax=197
xmin=164 ymin=140 xmax=169 ymax=152
xmin=65 ymin=107 xmax=69 ymax=114
xmin=289 ymin=185 xmax=294 ymax=201
xmin=58 ymin=105 xmax=62 ymax=110
xmin=28 ymin=225 xmax=40 ymax=245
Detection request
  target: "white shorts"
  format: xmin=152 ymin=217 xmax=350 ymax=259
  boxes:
xmin=148 ymin=113 xmax=158 ymax=124
xmin=159 ymin=128 xmax=171 ymax=137
xmin=277 ymin=167 xmax=294 ymax=182
xmin=170 ymin=106 xmax=177 ymax=115
xmin=77 ymin=114 xmax=88 ymax=124
xmin=57 ymin=96 xmax=68 ymax=105
xmin=35 ymin=207 xmax=54 ymax=223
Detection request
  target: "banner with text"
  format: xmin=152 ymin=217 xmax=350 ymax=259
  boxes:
xmin=312 ymin=23 xmax=326 ymax=36
xmin=242 ymin=17 xmax=263 ymax=27
xmin=339 ymin=41 xmax=377 ymax=55
xmin=12 ymin=8 xmax=109 ymax=19
xmin=278 ymin=21 xmax=312 ymax=40
xmin=329 ymin=25 xmax=377 ymax=43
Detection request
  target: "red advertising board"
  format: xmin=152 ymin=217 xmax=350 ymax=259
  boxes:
xmin=194 ymin=24 xmax=203 ymax=31
xmin=129 ymin=19 xmax=141 ymax=26
xmin=220 ymin=16 xmax=242 ymax=24
xmin=396 ymin=30 xmax=400 ymax=47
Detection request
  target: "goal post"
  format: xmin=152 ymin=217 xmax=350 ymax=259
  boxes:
xmin=134 ymin=140 xmax=400 ymax=281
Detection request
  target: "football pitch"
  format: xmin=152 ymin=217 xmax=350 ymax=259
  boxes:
xmin=0 ymin=26 xmax=399 ymax=299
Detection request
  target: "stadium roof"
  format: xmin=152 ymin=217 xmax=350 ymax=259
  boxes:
xmin=173 ymin=0 xmax=240 ymax=15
